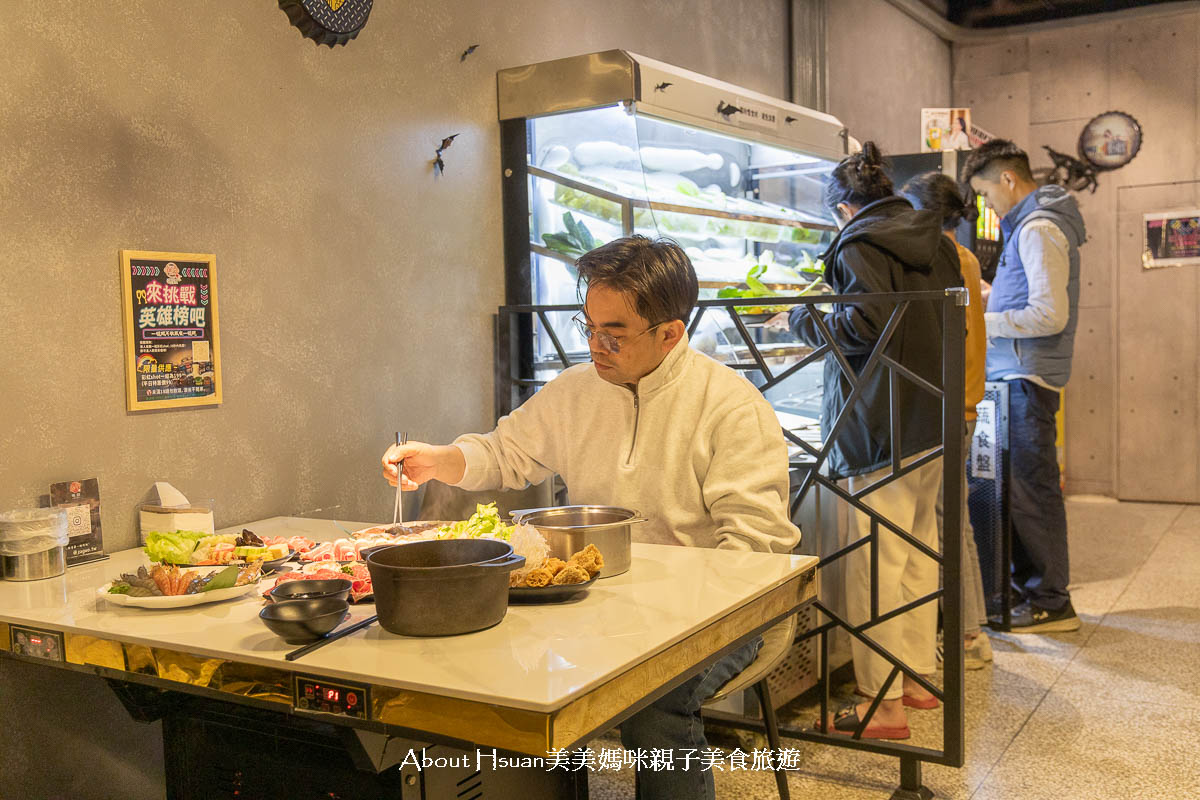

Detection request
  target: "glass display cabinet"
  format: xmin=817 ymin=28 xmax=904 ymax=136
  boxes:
xmin=496 ymin=50 xmax=852 ymax=427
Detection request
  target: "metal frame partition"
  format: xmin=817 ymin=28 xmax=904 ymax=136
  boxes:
xmin=495 ymin=289 xmax=967 ymax=800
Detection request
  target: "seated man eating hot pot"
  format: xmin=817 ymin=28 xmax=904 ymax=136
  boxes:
xmin=382 ymin=235 xmax=800 ymax=800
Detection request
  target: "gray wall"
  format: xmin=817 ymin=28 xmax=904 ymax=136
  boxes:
xmin=953 ymin=7 xmax=1200 ymax=500
xmin=0 ymin=2 xmax=801 ymax=798
xmin=0 ymin=0 xmax=790 ymax=553
xmin=828 ymin=0 xmax=953 ymax=154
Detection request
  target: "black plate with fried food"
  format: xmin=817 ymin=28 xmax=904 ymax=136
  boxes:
xmin=508 ymin=575 xmax=597 ymax=604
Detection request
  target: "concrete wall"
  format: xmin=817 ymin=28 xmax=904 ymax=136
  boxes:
xmin=828 ymin=0 xmax=953 ymax=154
xmin=0 ymin=2 xmax=794 ymax=797
xmin=0 ymin=0 xmax=790 ymax=553
xmin=953 ymin=6 xmax=1200 ymax=501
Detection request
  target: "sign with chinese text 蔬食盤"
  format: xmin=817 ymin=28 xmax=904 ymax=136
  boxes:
xmin=970 ymin=400 xmax=997 ymax=481
xmin=120 ymin=250 xmax=222 ymax=411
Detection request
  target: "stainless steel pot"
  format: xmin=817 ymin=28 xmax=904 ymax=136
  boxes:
xmin=510 ymin=506 xmax=647 ymax=578
xmin=1 ymin=546 xmax=66 ymax=581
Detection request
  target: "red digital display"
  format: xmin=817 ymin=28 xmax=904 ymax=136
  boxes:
xmin=295 ymin=678 xmax=366 ymax=717
xmin=30 ymin=636 xmax=42 ymax=645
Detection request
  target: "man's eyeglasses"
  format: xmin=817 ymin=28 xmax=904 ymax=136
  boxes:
xmin=572 ymin=313 xmax=664 ymax=354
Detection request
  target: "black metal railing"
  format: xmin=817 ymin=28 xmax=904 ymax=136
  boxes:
xmin=496 ymin=289 xmax=967 ymax=797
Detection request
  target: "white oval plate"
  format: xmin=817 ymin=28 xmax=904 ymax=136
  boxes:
xmin=97 ymin=581 xmax=261 ymax=609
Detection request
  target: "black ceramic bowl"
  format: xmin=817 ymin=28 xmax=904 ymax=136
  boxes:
xmin=259 ymin=597 xmax=349 ymax=644
xmin=259 ymin=549 xmax=298 ymax=573
xmin=267 ymin=578 xmax=351 ymax=603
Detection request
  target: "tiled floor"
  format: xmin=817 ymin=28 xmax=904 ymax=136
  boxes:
xmin=589 ymin=499 xmax=1198 ymax=799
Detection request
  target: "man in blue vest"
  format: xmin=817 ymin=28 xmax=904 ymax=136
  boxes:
xmin=963 ymin=140 xmax=1087 ymax=633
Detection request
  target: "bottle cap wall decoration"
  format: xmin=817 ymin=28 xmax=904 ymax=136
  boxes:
xmin=1078 ymin=111 xmax=1142 ymax=171
xmin=1039 ymin=110 xmax=1143 ymax=194
xmin=279 ymin=0 xmax=373 ymax=47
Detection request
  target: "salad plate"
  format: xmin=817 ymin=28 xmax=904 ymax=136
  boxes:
xmin=97 ymin=581 xmax=261 ymax=609
xmin=144 ymin=528 xmax=292 ymax=571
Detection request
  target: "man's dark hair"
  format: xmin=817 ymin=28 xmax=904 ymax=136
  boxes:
xmin=961 ymin=139 xmax=1034 ymax=184
xmin=822 ymin=140 xmax=894 ymax=214
xmin=575 ymin=235 xmax=698 ymax=325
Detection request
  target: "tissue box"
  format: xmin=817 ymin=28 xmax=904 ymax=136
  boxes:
xmin=138 ymin=504 xmax=215 ymax=543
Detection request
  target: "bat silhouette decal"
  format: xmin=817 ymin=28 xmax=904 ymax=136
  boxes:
xmin=434 ymin=134 xmax=459 ymax=174
xmin=716 ymin=101 xmax=741 ymax=119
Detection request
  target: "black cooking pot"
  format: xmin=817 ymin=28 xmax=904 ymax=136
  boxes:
xmin=365 ymin=539 xmax=525 ymax=637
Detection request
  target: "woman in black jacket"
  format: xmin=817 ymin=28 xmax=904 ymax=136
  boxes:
xmin=790 ymin=142 xmax=962 ymax=740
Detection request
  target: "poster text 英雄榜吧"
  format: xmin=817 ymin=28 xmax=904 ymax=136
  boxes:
xmin=120 ymin=250 xmax=222 ymax=411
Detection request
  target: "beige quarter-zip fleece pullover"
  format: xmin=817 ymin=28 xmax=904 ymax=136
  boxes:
xmin=452 ymin=336 xmax=800 ymax=553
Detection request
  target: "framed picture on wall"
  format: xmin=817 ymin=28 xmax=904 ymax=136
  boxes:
xmin=1143 ymin=211 xmax=1200 ymax=269
xmin=119 ymin=250 xmax=222 ymax=411
xmin=920 ymin=108 xmax=974 ymax=153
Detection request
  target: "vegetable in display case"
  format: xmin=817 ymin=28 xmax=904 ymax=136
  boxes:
xmin=496 ymin=51 xmax=851 ymax=424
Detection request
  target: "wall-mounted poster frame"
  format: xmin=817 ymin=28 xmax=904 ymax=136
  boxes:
xmin=1142 ymin=210 xmax=1200 ymax=269
xmin=119 ymin=250 xmax=222 ymax=411
xmin=920 ymin=107 xmax=975 ymax=153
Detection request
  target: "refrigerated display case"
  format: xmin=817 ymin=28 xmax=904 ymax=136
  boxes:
xmin=496 ymin=51 xmax=850 ymax=423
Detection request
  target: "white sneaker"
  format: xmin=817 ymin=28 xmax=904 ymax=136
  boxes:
xmin=965 ymin=631 xmax=993 ymax=670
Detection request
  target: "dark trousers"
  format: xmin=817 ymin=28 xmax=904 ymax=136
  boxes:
xmin=621 ymin=638 xmax=762 ymax=800
xmin=1007 ymin=379 xmax=1071 ymax=610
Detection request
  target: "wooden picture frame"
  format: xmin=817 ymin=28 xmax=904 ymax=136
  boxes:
xmin=119 ymin=250 xmax=222 ymax=411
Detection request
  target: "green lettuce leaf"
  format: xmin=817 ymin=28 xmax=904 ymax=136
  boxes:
xmin=144 ymin=531 xmax=205 ymax=565
xmin=436 ymin=502 xmax=514 ymax=541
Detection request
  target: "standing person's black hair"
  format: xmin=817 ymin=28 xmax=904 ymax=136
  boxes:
xmin=822 ymin=141 xmax=894 ymax=222
xmin=960 ymin=138 xmax=1034 ymax=184
xmin=900 ymin=172 xmax=980 ymax=232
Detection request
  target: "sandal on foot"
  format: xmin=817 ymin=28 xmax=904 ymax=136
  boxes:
xmin=813 ymin=704 xmax=910 ymax=740
xmin=902 ymin=694 xmax=939 ymax=710
xmin=854 ymin=687 xmax=939 ymax=710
